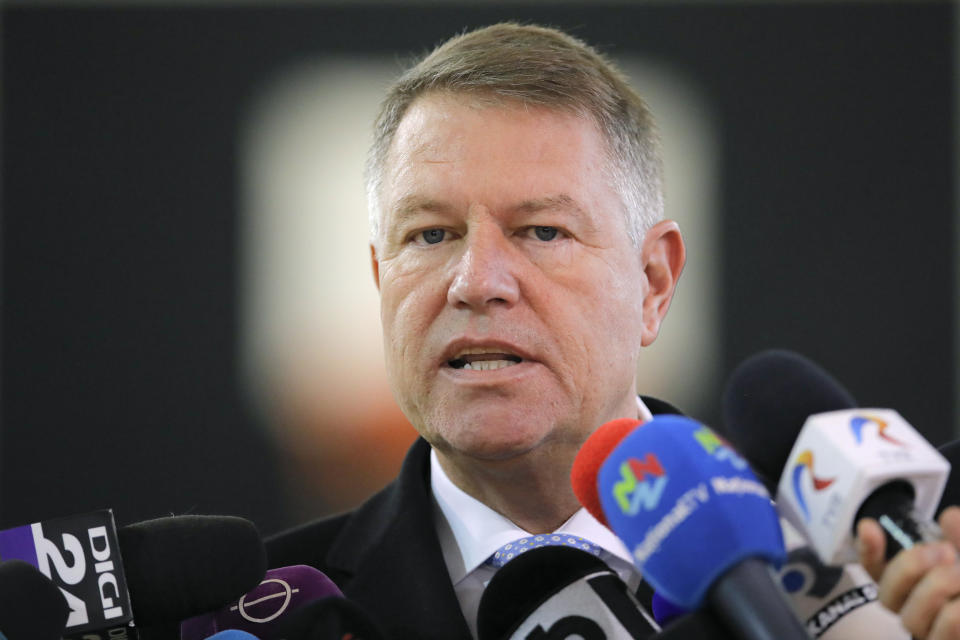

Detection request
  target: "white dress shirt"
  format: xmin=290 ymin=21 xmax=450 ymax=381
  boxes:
xmin=430 ymin=399 xmax=654 ymax=638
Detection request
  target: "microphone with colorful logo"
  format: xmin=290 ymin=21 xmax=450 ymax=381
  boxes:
xmin=572 ymin=414 xmax=809 ymax=640
xmin=721 ymin=349 xmax=950 ymax=566
xmin=180 ymin=564 xmax=385 ymax=640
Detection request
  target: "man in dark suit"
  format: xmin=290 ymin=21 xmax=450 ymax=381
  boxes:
xmin=264 ymin=20 xmax=960 ymax=640
xmin=265 ymin=20 xmax=960 ymax=640
xmin=267 ymin=22 xmax=687 ymax=639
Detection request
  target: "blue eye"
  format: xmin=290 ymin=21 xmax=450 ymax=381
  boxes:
xmin=533 ymin=226 xmax=558 ymax=241
xmin=421 ymin=229 xmax=446 ymax=244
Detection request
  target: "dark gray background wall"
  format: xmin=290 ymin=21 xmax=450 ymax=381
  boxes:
xmin=2 ymin=2 xmax=955 ymax=535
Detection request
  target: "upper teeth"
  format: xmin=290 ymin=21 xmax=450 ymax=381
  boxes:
xmin=448 ymin=347 xmax=523 ymax=370
xmin=461 ymin=360 xmax=518 ymax=371
xmin=455 ymin=347 xmax=513 ymax=357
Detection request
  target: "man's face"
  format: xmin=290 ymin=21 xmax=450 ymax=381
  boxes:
xmin=372 ymin=94 xmax=651 ymax=464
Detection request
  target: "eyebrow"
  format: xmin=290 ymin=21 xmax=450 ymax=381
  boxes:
xmin=514 ymin=195 xmax=598 ymax=233
xmin=388 ymin=193 xmax=598 ymax=232
xmin=388 ymin=196 xmax=454 ymax=230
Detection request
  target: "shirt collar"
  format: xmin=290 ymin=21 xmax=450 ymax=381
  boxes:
xmin=431 ymin=397 xmax=652 ymax=584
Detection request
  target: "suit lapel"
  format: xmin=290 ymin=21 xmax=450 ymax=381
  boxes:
xmin=325 ymin=438 xmax=472 ymax=640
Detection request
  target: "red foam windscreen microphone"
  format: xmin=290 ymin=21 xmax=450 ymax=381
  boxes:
xmin=570 ymin=417 xmax=643 ymax=526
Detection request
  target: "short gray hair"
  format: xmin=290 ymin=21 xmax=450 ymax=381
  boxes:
xmin=365 ymin=22 xmax=663 ymax=249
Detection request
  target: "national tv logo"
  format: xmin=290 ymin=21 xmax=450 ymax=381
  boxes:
xmin=849 ymin=415 xmax=905 ymax=447
xmin=693 ymin=427 xmax=748 ymax=470
xmin=791 ymin=450 xmax=835 ymax=520
xmin=613 ymin=453 xmax=667 ymax=515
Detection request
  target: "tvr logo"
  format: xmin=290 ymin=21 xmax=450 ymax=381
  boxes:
xmin=849 ymin=415 xmax=905 ymax=447
xmin=792 ymin=450 xmax=835 ymax=520
xmin=613 ymin=454 xmax=667 ymax=515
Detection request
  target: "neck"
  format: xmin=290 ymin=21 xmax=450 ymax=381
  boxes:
xmin=435 ymin=444 xmax=583 ymax=534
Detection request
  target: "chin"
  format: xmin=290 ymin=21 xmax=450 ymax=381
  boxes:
xmin=431 ymin=414 xmax=560 ymax=463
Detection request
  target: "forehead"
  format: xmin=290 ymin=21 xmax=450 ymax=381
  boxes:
xmin=389 ymin=92 xmax=605 ymax=162
xmin=381 ymin=93 xmax=621 ymax=218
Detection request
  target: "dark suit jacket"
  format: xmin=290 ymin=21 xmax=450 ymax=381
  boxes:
xmin=266 ymin=397 xmax=683 ymax=640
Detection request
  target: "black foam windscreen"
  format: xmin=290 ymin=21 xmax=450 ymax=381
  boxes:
xmin=936 ymin=439 xmax=960 ymax=516
xmin=0 ymin=559 xmax=69 ymax=640
xmin=477 ymin=545 xmax=619 ymax=640
xmin=721 ymin=349 xmax=857 ymax=491
xmin=117 ymin=515 xmax=266 ymax=625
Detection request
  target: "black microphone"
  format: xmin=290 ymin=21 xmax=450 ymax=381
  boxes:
xmin=936 ymin=438 xmax=960 ymax=516
xmin=0 ymin=559 xmax=69 ymax=640
xmin=476 ymin=545 xmax=658 ymax=640
xmin=119 ymin=515 xmax=267 ymax=625
xmin=720 ymin=349 xmax=857 ymax=493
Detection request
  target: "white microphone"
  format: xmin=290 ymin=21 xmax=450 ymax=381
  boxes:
xmin=775 ymin=407 xmax=948 ymax=565
xmin=721 ymin=350 xmax=951 ymax=566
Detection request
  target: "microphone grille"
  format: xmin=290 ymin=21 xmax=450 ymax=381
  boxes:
xmin=118 ymin=515 xmax=266 ymax=625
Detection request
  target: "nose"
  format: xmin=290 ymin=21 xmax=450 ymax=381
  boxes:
xmin=447 ymin=224 xmax=521 ymax=310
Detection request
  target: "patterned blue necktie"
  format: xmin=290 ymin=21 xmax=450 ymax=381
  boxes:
xmin=485 ymin=534 xmax=604 ymax=568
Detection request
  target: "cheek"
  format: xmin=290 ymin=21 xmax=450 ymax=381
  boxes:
xmin=379 ymin=262 xmax=448 ymax=355
xmin=577 ymin=264 xmax=646 ymax=358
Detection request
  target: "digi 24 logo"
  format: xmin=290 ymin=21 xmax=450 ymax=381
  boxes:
xmin=613 ymin=454 xmax=667 ymax=515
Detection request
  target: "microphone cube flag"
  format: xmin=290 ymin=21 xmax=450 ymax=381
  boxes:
xmin=776 ymin=408 xmax=949 ymax=566
xmin=597 ymin=415 xmax=785 ymax=609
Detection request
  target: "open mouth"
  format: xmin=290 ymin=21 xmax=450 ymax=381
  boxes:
xmin=448 ymin=350 xmax=524 ymax=371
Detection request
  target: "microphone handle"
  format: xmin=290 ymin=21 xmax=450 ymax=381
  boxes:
xmin=856 ymin=480 xmax=943 ymax=561
xmin=708 ymin=558 xmax=809 ymax=640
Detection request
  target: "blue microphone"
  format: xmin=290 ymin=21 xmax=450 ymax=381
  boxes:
xmin=205 ymin=632 xmax=261 ymax=640
xmin=595 ymin=414 xmax=808 ymax=640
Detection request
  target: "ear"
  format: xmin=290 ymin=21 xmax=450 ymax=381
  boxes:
xmin=640 ymin=220 xmax=686 ymax=346
xmin=370 ymin=243 xmax=381 ymax=291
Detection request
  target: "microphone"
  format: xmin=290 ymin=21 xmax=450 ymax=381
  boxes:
xmin=721 ymin=349 xmax=950 ymax=565
xmin=0 ymin=509 xmax=135 ymax=638
xmin=181 ymin=565 xmax=341 ymax=638
xmin=573 ymin=414 xmax=808 ymax=640
xmin=650 ymin=591 xmax=685 ymax=627
xmin=0 ymin=511 xmax=266 ymax=637
xmin=935 ymin=438 xmax=960 ymax=515
xmin=647 ymin=517 xmax=911 ymax=638
xmin=206 ymin=632 xmax=261 ymax=640
xmin=476 ymin=545 xmax=658 ymax=640
xmin=570 ymin=418 xmax=643 ymax=527
xmin=119 ymin=515 xmax=267 ymax=625
xmin=0 ymin=559 xmax=70 ymax=640
xmin=775 ymin=516 xmax=907 ymax=639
